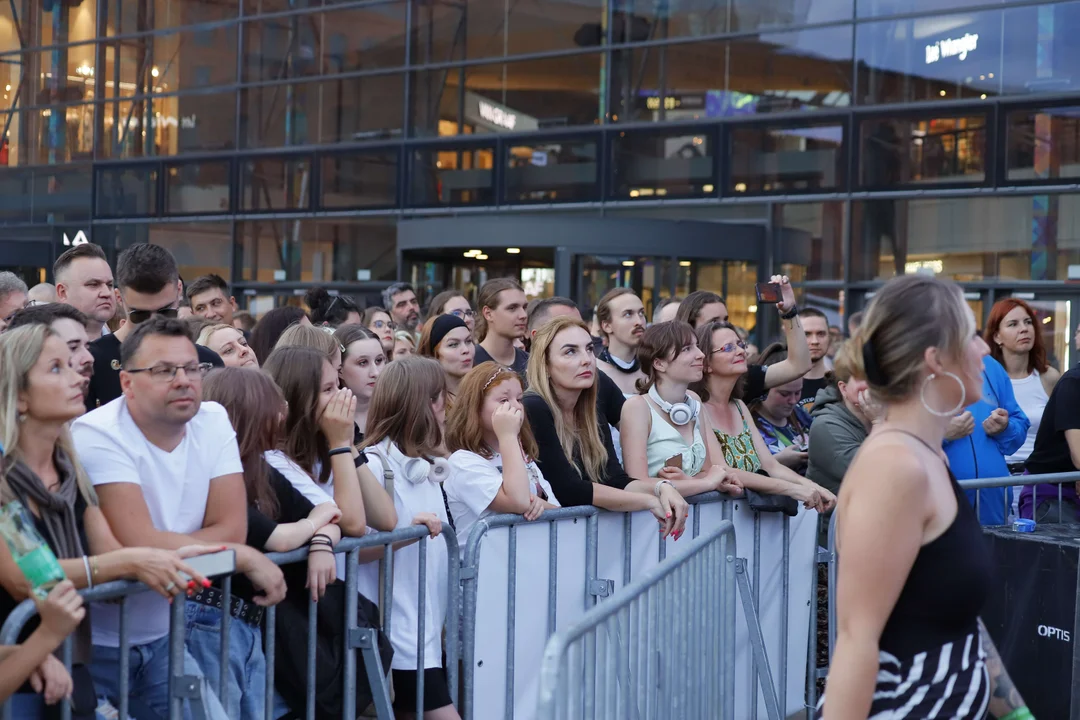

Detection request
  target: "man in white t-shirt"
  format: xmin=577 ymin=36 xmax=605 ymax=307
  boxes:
xmin=72 ymin=315 xmax=285 ymax=719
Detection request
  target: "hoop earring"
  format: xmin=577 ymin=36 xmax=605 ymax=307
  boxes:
xmin=920 ymin=372 xmax=966 ymax=417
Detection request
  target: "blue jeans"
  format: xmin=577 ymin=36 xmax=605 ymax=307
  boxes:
xmin=90 ymin=634 xmax=229 ymax=720
xmin=8 ymin=694 xmax=111 ymax=719
xmin=183 ymin=603 xmax=266 ymax=720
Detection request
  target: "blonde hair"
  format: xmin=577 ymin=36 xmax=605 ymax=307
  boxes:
xmin=393 ymin=330 xmax=416 ymax=350
xmin=275 ymin=322 xmax=343 ymax=365
xmin=362 ymin=356 xmax=446 ymax=458
xmin=525 ymin=316 xmax=607 ymax=482
xmin=831 ymin=341 xmax=862 ymax=384
xmin=853 ymin=275 xmax=974 ymax=403
xmin=0 ymin=325 xmax=96 ymax=505
xmin=195 ymin=322 xmax=233 ymax=348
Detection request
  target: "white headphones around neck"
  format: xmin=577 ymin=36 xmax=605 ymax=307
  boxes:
xmin=382 ymin=441 xmax=450 ymax=484
xmin=648 ymin=386 xmax=700 ymax=426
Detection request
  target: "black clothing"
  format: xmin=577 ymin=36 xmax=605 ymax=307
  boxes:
xmin=85 ymin=333 xmax=224 ymax=412
xmin=798 ymin=376 xmax=830 ymax=412
xmin=523 ymin=393 xmax=633 ymax=507
xmin=597 ymin=371 xmax=626 ymax=427
xmin=473 ymin=344 xmax=529 ymax=376
xmin=391 ymin=668 xmax=453 ymax=712
xmin=742 ymin=363 xmax=769 ymax=402
xmin=1026 ymin=365 xmax=1080 ymax=475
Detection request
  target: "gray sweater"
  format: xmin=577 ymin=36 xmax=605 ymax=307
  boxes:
xmin=806 ymin=385 xmax=869 ymax=544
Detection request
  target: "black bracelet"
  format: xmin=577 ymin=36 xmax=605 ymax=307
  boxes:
xmin=779 ymin=305 xmax=799 ymax=320
xmin=308 ymin=546 xmax=335 ymax=554
xmin=328 ymin=447 xmax=352 ymax=457
xmin=311 ymin=533 xmax=333 ymax=544
xmin=354 ymin=451 xmax=368 ymax=468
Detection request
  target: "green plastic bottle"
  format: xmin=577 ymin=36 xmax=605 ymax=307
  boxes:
xmin=0 ymin=500 xmax=66 ymax=600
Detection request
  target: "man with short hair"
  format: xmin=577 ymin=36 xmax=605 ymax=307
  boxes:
xmin=187 ymin=274 xmax=239 ymax=327
xmin=382 ymin=282 xmax=421 ymax=332
xmin=85 ymin=244 xmax=222 ymax=411
xmin=54 ymin=243 xmax=117 ymax=338
xmin=7 ymin=303 xmax=94 ymax=395
xmin=596 ymin=289 xmax=647 ymax=397
xmin=653 ymin=296 xmax=681 ymax=324
xmin=0 ymin=271 xmax=28 ymax=331
xmin=27 ymin=282 xmax=57 ymax=304
xmin=72 ymin=316 xmax=285 ymax=720
xmin=798 ymin=308 xmax=833 ymax=411
xmin=526 ymin=296 xmax=580 ymax=341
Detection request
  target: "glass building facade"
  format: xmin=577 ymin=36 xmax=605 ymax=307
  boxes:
xmin=4 ymin=0 xmax=1080 ymax=361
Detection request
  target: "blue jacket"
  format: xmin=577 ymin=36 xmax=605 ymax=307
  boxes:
xmin=943 ymin=356 xmax=1029 ymax=525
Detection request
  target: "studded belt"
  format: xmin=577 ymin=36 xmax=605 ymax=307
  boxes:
xmin=189 ymin=586 xmax=265 ymax=627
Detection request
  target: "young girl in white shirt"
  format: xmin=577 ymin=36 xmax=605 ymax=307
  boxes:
xmin=360 ymin=356 xmax=459 ymax=719
xmin=444 ymin=362 xmax=560 ymax=548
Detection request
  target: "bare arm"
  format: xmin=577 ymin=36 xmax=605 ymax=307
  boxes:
xmin=327 ymin=452 xmax=368 ymax=537
xmin=486 ymin=420 xmax=532 ymax=515
xmin=355 ymin=461 xmax=398 ymax=531
xmin=763 ymin=316 xmax=812 ymax=391
xmin=823 ymin=446 xmax=928 ymax=719
xmin=620 ymin=396 xmax=722 ymax=497
xmin=0 ymin=632 xmax=65 ymax=704
xmin=979 ymin=619 xmax=1028 ymax=718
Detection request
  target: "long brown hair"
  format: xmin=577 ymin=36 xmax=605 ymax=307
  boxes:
xmin=525 ymin=316 xmax=607 ymax=482
xmin=984 ymin=297 xmax=1050 ymax=375
xmin=275 ymin=323 xmax=343 ymax=366
xmin=691 ymin=321 xmax=746 ymax=403
xmin=202 ymin=367 xmax=283 ymax=519
xmin=475 ymin=277 xmax=523 ymax=342
xmin=362 ymin=356 xmax=446 ymax=458
xmin=446 ymin=362 xmax=539 ymax=460
xmin=634 ymin=321 xmax=698 ymax=394
xmin=263 ymin=346 xmax=333 ymax=483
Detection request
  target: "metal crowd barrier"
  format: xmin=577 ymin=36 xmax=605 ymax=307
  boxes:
xmin=0 ymin=525 xmax=460 ymax=720
xmin=811 ymin=471 xmax=1080 ymax=713
xmin=534 ymin=520 xmax=738 ymax=720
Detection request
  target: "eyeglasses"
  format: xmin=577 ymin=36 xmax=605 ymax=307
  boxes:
xmin=372 ymin=319 xmax=397 ymax=330
xmin=712 ymin=341 xmax=748 ymax=354
xmin=449 ymin=309 xmax=476 ymax=320
xmin=128 ymin=303 xmax=179 ymax=325
xmin=125 ymin=362 xmax=212 ymax=382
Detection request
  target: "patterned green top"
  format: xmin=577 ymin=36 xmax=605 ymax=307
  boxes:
xmin=713 ymin=402 xmax=763 ymax=473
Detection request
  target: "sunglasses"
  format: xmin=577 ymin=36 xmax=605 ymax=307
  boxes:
xmin=128 ymin=303 xmax=179 ymax=325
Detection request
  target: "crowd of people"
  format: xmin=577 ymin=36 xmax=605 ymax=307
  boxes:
xmin=0 ymin=243 xmax=1066 ymax=719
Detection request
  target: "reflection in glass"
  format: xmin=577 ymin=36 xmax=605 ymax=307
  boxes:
xmin=241 ymin=157 xmax=312 ymax=211
xmin=97 ymin=165 xmax=157 ymax=218
xmin=505 ymin=138 xmax=598 ymax=203
xmin=777 ymin=202 xmax=844 ymax=283
xmin=857 ymin=0 xmax=996 ymax=19
xmin=611 ymin=129 xmax=715 ymax=199
xmin=859 ymin=115 xmax=986 ymax=188
xmin=409 ymin=145 xmax=495 ymax=206
xmin=1007 ymin=107 xmax=1080 ymax=183
xmin=851 ymin=195 xmax=1080 ymax=282
xmin=321 ymin=151 xmax=398 ymax=209
xmin=166 ymin=161 xmax=230 ymax=214
xmin=411 ymin=54 xmax=602 ymax=138
xmin=730 ymin=124 xmax=844 ymax=193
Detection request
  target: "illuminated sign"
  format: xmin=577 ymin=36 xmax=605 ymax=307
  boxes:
xmin=464 ymin=92 xmax=538 ymax=133
xmin=925 ymin=33 xmax=978 ymax=64
xmin=477 ymin=101 xmax=517 ymax=130
xmin=62 ymin=230 xmax=89 ymax=247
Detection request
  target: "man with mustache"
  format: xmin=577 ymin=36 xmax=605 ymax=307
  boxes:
xmin=595 ymin=288 xmax=648 ymax=397
xmin=72 ymin=316 xmax=286 ymax=719
xmin=382 ymin=282 xmax=421 ymax=333
xmin=6 ymin=304 xmax=95 ymax=396
xmin=84 ymin=244 xmax=222 ymax=412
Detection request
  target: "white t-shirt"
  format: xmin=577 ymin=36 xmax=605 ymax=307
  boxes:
xmin=445 ymin=450 xmax=560 ymax=556
xmin=71 ymin=398 xmax=243 ymax=647
xmin=363 ymin=439 xmax=450 ymax=670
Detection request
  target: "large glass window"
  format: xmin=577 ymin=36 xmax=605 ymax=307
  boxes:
xmin=241 ymin=155 xmax=312 ymax=211
xmin=851 ymin=195 xmax=1080 ymax=282
xmin=165 ymin=160 xmax=231 ymax=215
xmin=410 ymin=54 xmax=603 ymax=138
xmin=777 ymin=202 xmax=845 ymax=283
xmin=859 ymin=113 xmax=987 ymax=189
xmin=236 ymin=217 xmax=397 ymax=283
xmin=505 ymin=136 xmax=598 ymax=204
xmin=611 ymin=128 xmax=716 ymax=199
xmin=97 ymin=164 xmax=157 ymax=218
xmin=409 ymin=143 xmax=495 ymax=206
xmin=729 ymin=122 xmax=845 ymax=194
xmin=321 ymin=149 xmax=398 ymax=209
xmin=108 ymin=0 xmax=239 ymax=35
xmin=1007 ymin=106 xmax=1080 ymax=183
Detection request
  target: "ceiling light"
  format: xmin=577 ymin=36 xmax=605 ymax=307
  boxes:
xmin=939 ymin=90 xmax=946 ymax=96
xmin=506 ymin=247 xmax=520 ymax=254
xmin=703 ymin=184 xmax=714 ymax=193
xmin=679 ymin=261 xmax=691 ymax=267
xmin=476 ymin=254 xmax=489 ymax=260
xmin=748 ymin=305 xmax=758 ymax=313
xmin=734 ymin=183 xmax=747 ymax=193
xmin=622 ymin=260 xmax=635 ymax=267
xmin=151 ymin=66 xmax=160 ymax=78
xmin=464 ymin=249 xmax=480 ymax=257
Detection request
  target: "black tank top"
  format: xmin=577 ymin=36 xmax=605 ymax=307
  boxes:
xmin=877 ymin=445 xmax=993 ymax=659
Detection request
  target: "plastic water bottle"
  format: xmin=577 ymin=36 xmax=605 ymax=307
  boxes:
xmin=0 ymin=500 xmax=66 ymax=599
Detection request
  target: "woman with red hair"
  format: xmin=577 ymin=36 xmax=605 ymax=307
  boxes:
xmin=984 ymin=298 xmax=1060 ymax=474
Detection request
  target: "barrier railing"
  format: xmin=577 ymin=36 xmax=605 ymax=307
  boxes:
xmin=0 ymin=525 xmax=460 ymax=720
xmin=812 ymin=471 xmax=1080 ymax=711
xmin=534 ymin=520 xmax=738 ymax=720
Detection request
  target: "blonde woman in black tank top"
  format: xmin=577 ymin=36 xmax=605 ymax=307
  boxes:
xmin=820 ymin=275 xmax=1029 ymax=720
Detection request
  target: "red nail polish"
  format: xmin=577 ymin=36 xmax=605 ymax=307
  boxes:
xmin=202 ymin=579 xmax=211 ymax=588
xmin=187 ymin=580 xmax=196 ymax=589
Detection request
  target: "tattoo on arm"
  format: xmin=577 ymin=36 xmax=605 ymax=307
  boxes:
xmin=979 ymin=619 xmax=1026 ymax=717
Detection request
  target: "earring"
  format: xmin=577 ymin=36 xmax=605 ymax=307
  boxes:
xmin=920 ymin=372 xmax=966 ymax=417
xmin=17 ymin=412 xmax=27 ymax=423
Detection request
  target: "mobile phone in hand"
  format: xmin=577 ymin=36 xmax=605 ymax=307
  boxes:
xmin=180 ymin=550 xmax=237 ymax=581
xmin=755 ymin=283 xmax=781 ymax=304
xmin=665 ymin=454 xmax=683 ymax=469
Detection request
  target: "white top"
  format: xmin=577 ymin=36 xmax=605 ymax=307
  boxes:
xmin=1007 ymin=370 xmax=1050 ymax=464
xmin=71 ymin=399 xmax=243 ymax=647
xmin=644 ymin=403 xmax=707 ymax=478
xmin=445 ymin=450 xmax=560 ymax=556
xmin=363 ymin=439 xmax=450 ymax=670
